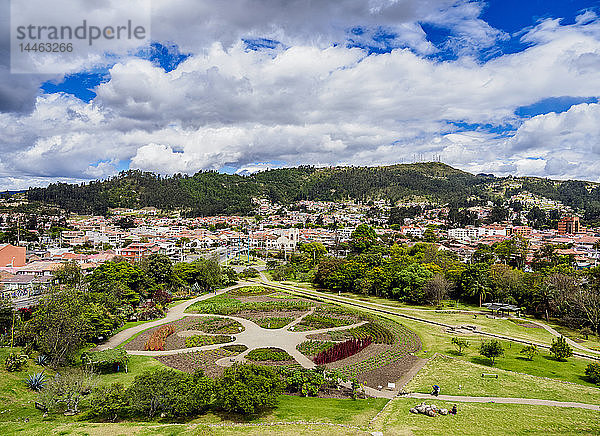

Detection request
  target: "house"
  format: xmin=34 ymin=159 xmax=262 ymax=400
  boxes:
xmin=1 ymin=273 xmax=53 ymax=308
xmin=0 ymin=244 xmax=26 ymax=267
xmin=118 ymin=242 xmax=160 ymax=260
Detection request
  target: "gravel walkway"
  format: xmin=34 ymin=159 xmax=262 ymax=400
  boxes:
xmin=96 ymin=282 xmax=252 ymax=351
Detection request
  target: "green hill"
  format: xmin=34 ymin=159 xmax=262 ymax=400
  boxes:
xmin=26 ymin=163 xmax=487 ymax=216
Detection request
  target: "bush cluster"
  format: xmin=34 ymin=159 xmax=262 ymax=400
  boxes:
xmin=143 ymin=324 xmax=175 ymax=351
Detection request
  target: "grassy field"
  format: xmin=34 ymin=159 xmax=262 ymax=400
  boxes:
xmin=372 ymin=397 xmax=600 ymax=436
xmin=404 ymin=355 xmax=600 ymax=404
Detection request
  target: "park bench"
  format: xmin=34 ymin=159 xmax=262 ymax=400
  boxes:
xmin=481 ymin=373 xmax=498 ymax=378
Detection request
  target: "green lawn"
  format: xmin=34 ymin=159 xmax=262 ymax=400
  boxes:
xmin=372 ymin=397 xmax=600 ymax=436
xmin=405 ymin=355 xmax=600 ymax=404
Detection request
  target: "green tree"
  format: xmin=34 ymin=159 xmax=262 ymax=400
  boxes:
xmin=52 ymin=261 xmax=84 ymax=287
xmin=550 ymin=336 xmax=573 ymax=361
xmin=451 ymin=337 xmax=469 ymax=355
xmin=479 ymin=339 xmax=504 ymax=365
xmin=129 ymin=369 xmax=213 ymax=418
xmin=298 ymin=242 xmax=327 ymax=266
xmin=585 ymin=362 xmax=600 ymax=384
xmin=350 ymin=224 xmax=377 ymax=253
xmin=520 ymin=344 xmax=539 ymax=361
xmin=28 ymin=287 xmax=91 ymax=366
xmin=88 ymin=382 xmax=130 ymax=422
xmin=215 ymin=364 xmax=284 ymax=414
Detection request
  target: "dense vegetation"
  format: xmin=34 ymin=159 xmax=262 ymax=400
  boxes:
xmin=26 ymin=163 xmax=487 ymax=215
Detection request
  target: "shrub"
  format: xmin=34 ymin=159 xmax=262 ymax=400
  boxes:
xmin=585 ymin=362 xmax=600 ymax=384
xmin=479 ymin=339 xmax=504 ymax=365
xmin=88 ymin=383 xmax=130 ymax=422
xmin=37 ymin=369 xmax=97 ymax=413
xmin=256 ymin=317 xmax=292 ymax=329
xmin=128 ymin=369 xmax=213 ymax=418
xmin=246 ymin=347 xmax=292 ymax=362
xmin=143 ymin=324 xmax=176 ymax=351
xmin=285 ymin=369 xmax=325 ymax=397
xmin=82 ymin=349 xmax=130 ymax=373
xmin=5 ymin=353 xmax=28 ymax=372
xmin=451 ymin=337 xmax=469 ymax=355
xmin=520 ymin=344 xmax=539 ymax=361
xmin=314 ymin=337 xmax=372 ymax=365
xmin=550 ymin=336 xmax=573 ymax=361
xmin=215 ymin=364 xmax=284 ymax=414
xmin=221 ymin=344 xmax=248 ymax=353
xmin=24 ymin=372 xmax=46 ymax=391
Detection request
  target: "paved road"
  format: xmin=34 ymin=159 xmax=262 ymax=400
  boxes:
xmin=405 ymin=392 xmax=600 ymax=410
xmin=96 ymin=282 xmax=252 ymax=350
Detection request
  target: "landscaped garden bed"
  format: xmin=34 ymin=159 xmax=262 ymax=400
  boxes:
xmin=185 ymin=334 xmax=234 ymax=348
xmin=246 ymin=347 xmax=294 ymax=364
xmin=154 ymin=348 xmax=243 ymax=377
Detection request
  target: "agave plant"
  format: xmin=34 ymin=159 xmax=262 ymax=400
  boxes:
xmin=24 ymin=372 xmax=46 ymax=391
xmin=35 ymin=355 xmax=48 ymax=367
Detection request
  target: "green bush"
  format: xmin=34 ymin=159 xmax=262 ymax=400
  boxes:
xmin=550 ymin=336 xmax=573 ymax=361
xmin=88 ymin=383 xmax=130 ymax=422
xmin=215 ymin=364 xmax=284 ymax=414
xmin=479 ymin=339 xmax=504 ymax=365
xmin=5 ymin=353 xmax=28 ymax=372
xmin=585 ymin=362 xmax=600 ymax=384
xmin=285 ymin=369 xmax=325 ymax=397
xmin=128 ymin=369 xmax=213 ymax=418
xmin=82 ymin=349 xmax=129 ymax=374
xmin=246 ymin=347 xmax=292 ymax=362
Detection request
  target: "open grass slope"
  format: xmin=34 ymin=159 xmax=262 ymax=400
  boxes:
xmin=404 ymin=355 xmax=600 ymax=405
xmin=372 ymin=398 xmax=600 ymax=436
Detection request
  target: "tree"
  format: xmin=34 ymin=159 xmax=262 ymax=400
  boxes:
xmin=424 ymin=274 xmax=453 ymax=305
xmin=550 ymin=336 xmax=573 ymax=361
xmin=520 ymin=344 xmax=539 ymax=361
xmin=585 ymin=362 xmax=600 ymax=385
xmin=52 ymin=261 xmax=84 ymax=288
xmin=88 ymin=383 xmax=130 ymax=422
xmin=298 ymin=242 xmax=327 ymax=266
xmin=350 ymin=224 xmax=377 ymax=253
xmin=37 ymin=368 xmax=97 ymax=413
xmin=215 ymin=364 xmax=284 ymax=414
xmin=479 ymin=339 xmax=504 ymax=365
xmin=0 ymin=296 xmax=12 ymax=335
xmin=142 ymin=254 xmax=176 ymax=288
xmin=28 ymin=287 xmax=91 ymax=366
xmin=451 ymin=337 xmax=469 ymax=355
xmin=128 ymin=369 xmax=213 ymax=418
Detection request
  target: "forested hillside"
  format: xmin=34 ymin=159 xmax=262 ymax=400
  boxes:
xmin=26 ymin=163 xmax=487 ymax=215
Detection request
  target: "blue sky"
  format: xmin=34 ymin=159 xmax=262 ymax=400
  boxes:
xmin=1 ymin=0 xmax=600 ymax=188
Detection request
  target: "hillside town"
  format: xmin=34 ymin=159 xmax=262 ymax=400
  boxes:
xmin=2 ymin=191 xmax=599 ymax=309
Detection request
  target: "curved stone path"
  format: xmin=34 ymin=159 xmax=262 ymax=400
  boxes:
xmin=126 ymin=310 xmax=368 ymax=369
xmin=96 ymin=282 xmax=253 ymax=351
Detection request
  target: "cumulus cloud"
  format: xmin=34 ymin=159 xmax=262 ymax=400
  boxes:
xmin=1 ymin=1 xmax=600 ymax=188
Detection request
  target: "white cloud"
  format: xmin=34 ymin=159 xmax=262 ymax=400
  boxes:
xmin=1 ymin=1 xmax=600 ymax=188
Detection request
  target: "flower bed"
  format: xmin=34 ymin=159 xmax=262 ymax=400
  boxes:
xmin=185 ymin=334 xmax=234 ymax=348
xmin=192 ymin=317 xmax=244 ymax=334
xmin=187 ymin=294 xmax=312 ymax=315
xmin=314 ymin=337 xmax=372 ymax=365
xmin=246 ymin=347 xmax=293 ymax=362
xmin=256 ymin=317 xmax=293 ymax=329
xmin=144 ymin=324 xmax=176 ymax=351
xmin=297 ymin=340 xmax=336 ymax=357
